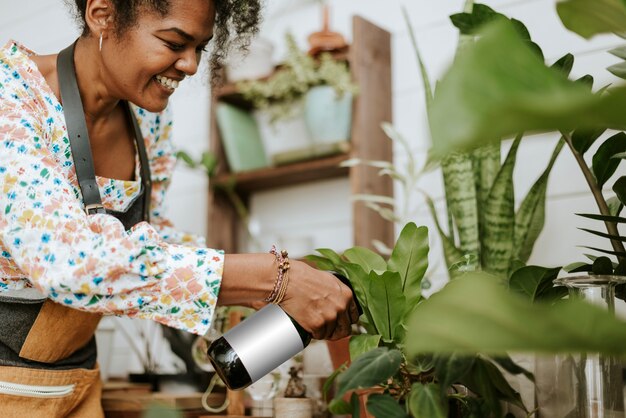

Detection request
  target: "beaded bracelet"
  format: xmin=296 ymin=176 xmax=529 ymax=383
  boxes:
xmin=265 ymin=245 xmax=291 ymax=304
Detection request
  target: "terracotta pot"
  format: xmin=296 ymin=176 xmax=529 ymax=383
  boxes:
xmin=326 ymin=336 xmax=351 ymax=369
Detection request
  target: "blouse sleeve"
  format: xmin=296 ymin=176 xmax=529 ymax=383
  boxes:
xmin=140 ymin=107 xmax=207 ymax=248
xmin=0 ymin=101 xmax=223 ymax=336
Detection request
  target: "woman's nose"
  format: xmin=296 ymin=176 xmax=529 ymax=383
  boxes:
xmin=175 ymin=49 xmax=199 ymax=76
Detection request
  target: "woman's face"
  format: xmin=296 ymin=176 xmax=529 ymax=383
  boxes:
xmin=102 ymin=0 xmax=215 ymax=112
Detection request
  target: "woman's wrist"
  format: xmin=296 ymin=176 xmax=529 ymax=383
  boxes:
xmin=220 ymin=253 xmax=277 ymax=306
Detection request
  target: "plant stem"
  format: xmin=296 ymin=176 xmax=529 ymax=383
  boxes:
xmin=561 ymin=131 xmax=626 ymax=257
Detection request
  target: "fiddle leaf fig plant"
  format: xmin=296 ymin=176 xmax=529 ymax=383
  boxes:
xmin=308 ymin=223 xmax=530 ymax=417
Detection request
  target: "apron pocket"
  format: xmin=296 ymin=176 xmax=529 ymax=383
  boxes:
xmin=0 ymin=380 xmax=75 ymax=398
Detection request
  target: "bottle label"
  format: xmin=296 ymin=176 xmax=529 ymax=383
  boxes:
xmin=223 ymin=304 xmax=305 ymax=382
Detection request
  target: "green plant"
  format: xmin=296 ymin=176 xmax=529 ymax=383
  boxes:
xmin=308 ymin=223 xmax=534 ymax=418
xmin=237 ymin=32 xmax=358 ymax=121
xmin=424 ymin=3 xmax=626 ymax=280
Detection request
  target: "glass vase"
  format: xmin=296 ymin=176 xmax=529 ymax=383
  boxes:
xmin=535 ymin=275 xmax=626 ymax=418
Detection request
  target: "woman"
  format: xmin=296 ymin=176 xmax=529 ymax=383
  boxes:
xmin=0 ymin=0 xmax=359 ymax=416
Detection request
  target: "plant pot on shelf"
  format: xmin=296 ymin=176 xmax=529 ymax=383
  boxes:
xmin=254 ymin=102 xmax=316 ymax=166
xmin=534 ymin=275 xmax=626 ymax=418
xmin=304 ymin=85 xmax=353 ymax=157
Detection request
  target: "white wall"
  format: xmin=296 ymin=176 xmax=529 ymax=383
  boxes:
xmin=2 ymin=0 xmax=625 ymax=376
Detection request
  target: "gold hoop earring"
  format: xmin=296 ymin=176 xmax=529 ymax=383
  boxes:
xmin=99 ymin=32 xmax=103 ymax=52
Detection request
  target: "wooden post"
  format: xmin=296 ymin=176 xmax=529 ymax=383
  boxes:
xmin=350 ymin=16 xmax=395 ymax=251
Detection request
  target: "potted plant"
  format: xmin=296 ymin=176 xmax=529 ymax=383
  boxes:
xmin=237 ymin=33 xmax=358 ymax=165
xmin=307 ymin=222 xmax=536 ymax=417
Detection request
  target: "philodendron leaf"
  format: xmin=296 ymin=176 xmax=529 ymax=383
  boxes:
xmin=405 ymin=272 xmax=626 ymax=356
xmin=450 ymin=4 xmax=501 ymax=35
xmin=613 ymin=176 xmax=626 ymax=206
xmin=408 ymin=383 xmax=448 ymax=418
xmin=592 ymin=132 xmax=626 ymax=187
xmin=349 ymin=334 xmax=382 ymax=361
xmin=428 ymin=19 xmax=626 ymax=159
xmin=459 ymin=357 xmax=525 ymax=414
xmin=608 ymin=61 xmax=626 ymax=80
xmin=508 ymin=265 xmax=562 ymax=303
xmin=344 ymin=247 xmax=387 ymax=273
xmin=368 ymin=271 xmax=406 ymax=342
xmin=366 ymin=394 xmax=409 ymax=418
xmin=335 ymin=347 xmax=402 ymax=399
xmin=388 ymin=222 xmax=429 ymax=308
xmin=609 ymin=45 xmax=626 ymax=60
xmin=551 ymin=53 xmax=575 ymax=77
xmin=305 ymin=255 xmax=335 ymax=271
xmin=556 ymin=0 xmax=626 ymax=39
xmin=433 ymin=353 xmax=475 ymax=397
xmin=492 ymin=354 xmax=535 ymax=382
xmin=571 ymin=127 xmax=606 ymax=155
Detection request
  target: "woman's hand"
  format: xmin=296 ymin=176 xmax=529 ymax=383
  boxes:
xmin=279 ymin=260 xmax=360 ymax=340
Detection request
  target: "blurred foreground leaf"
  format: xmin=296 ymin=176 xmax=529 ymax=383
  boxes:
xmin=428 ymin=20 xmax=626 ymax=159
xmin=556 ymin=0 xmax=626 ymax=39
xmin=405 ymin=272 xmax=626 ymax=357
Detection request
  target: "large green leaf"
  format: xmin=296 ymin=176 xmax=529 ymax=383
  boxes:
xmin=514 ymin=139 xmax=564 ymax=264
xmin=556 ymin=0 xmax=626 ymax=39
xmin=405 ymin=272 xmax=626 ymax=355
xmin=335 ymin=347 xmax=403 ymax=399
xmin=344 ymin=247 xmax=387 ymax=273
xmin=349 ymin=334 xmax=382 ymax=361
xmin=408 ymin=383 xmax=448 ymax=418
xmin=388 ymin=222 xmax=429 ymax=308
xmin=508 ymin=265 xmax=563 ymax=303
xmin=428 ymin=20 xmax=626 ymax=158
xmin=367 ymin=271 xmax=406 ymax=342
xmin=366 ymin=394 xmax=409 ymax=418
xmin=592 ymin=132 xmax=626 ymax=187
xmin=481 ymin=137 xmax=520 ymax=275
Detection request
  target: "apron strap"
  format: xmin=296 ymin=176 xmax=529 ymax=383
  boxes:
xmin=57 ymin=42 xmax=104 ymax=215
xmin=56 ymin=41 xmax=151 ymax=221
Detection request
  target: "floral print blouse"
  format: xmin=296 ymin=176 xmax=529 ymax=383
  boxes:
xmin=0 ymin=41 xmax=224 ymax=336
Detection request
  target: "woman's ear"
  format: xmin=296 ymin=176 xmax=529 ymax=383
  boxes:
xmin=84 ymin=0 xmax=113 ymax=36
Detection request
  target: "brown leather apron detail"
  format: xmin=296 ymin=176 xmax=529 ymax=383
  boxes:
xmin=18 ymin=300 xmax=102 ymax=364
xmin=0 ymin=364 xmax=103 ymax=418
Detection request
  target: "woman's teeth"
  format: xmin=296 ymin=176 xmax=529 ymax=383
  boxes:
xmin=155 ymin=75 xmax=179 ymax=89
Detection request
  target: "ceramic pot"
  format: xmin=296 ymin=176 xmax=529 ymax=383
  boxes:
xmin=274 ymin=397 xmax=314 ymax=418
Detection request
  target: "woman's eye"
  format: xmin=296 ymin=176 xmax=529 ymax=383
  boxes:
xmin=166 ymin=42 xmax=184 ymax=51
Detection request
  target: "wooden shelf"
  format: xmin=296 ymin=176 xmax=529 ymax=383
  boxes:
xmin=212 ymin=153 xmax=350 ymax=195
xmin=207 ymin=16 xmax=393 ymax=254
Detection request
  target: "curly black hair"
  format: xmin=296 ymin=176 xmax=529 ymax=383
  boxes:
xmin=65 ymin=0 xmax=262 ymax=84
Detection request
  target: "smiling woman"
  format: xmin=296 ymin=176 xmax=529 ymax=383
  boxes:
xmin=0 ymin=0 xmax=360 ymax=416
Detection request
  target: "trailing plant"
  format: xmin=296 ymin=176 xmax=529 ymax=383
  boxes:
xmin=237 ymin=32 xmax=358 ymax=121
xmin=309 ymin=223 xmax=533 ymax=418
